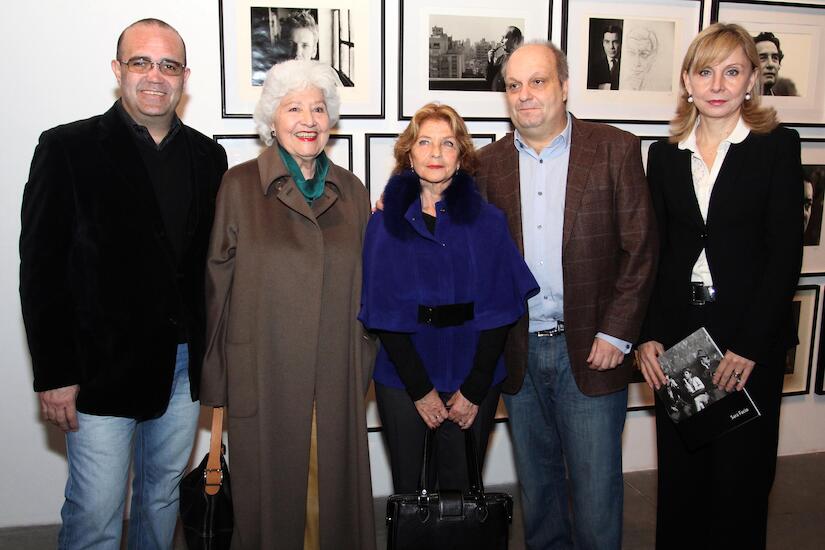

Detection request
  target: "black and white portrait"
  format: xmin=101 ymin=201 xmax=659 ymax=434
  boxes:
xmin=803 ymin=165 xmax=825 ymax=246
xmin=618 ymin=19 xmax=675 ymax=92
xmin=427 ymin=14 xmax=524 ymax=92
xmin=753 ymin=31 xmax=810 ymax=96
xmin=656 ymin=331 xmax=728 ymax=423
xmin=250 ymin=6 xmax=355 ymax=87
xmin=586 ymin=18 xmax=622 ymax=91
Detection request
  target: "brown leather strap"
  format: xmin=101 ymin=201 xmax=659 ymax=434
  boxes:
xmin=205 ymin=407 xmax=225 ymax=496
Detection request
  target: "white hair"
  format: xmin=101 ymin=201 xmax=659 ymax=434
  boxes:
xmin=253 ymin=59 xmax=341 ymax=146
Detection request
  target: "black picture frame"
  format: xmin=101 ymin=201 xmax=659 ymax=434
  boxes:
xmin=782 ymin=284 xmax=819 ymax=397
xmin=711 ymin=0 xmax=825 ymax=127
xmin=218 ymin=0 xmax=385 ymax=119
xmin=398 ymin=0 xmax=552 ymax=121
xmin=561 ymin=0 xmax=704 ymax=124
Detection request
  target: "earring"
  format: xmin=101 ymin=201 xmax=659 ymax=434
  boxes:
xmin=270 ymin=130 xmax=276 ymax=138
xmin=745 ymin=92 xmax=752 ymax=101
xmin=687 ymin=95 xmax=694 ymax=103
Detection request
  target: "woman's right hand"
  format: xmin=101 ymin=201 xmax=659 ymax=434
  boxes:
xmin=414 ymin=389 xmax=449 ymax=429
xmin=638 ymin=340 xmax=667 ymax=390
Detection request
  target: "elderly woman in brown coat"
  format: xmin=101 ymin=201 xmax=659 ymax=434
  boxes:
xmin=200 ymin=60 xmax=377 ymax=550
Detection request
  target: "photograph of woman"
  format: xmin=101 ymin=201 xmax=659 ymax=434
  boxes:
xmin=638 ymin=23 xmax=803 ymax=550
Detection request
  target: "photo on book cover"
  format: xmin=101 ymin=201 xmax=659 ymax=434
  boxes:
xmin=656 ymin=328 xmax=730 ymax=423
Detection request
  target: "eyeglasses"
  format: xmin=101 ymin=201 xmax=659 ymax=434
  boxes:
xmin=118 ymin=57 xmax=186 ymax=76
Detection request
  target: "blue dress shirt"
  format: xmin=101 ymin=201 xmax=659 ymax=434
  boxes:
xmin=516 ymin=113 xmax=631 ymax=354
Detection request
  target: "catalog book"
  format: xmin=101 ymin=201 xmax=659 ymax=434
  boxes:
xmin=655 ymin=327 xmax=760 ymax=450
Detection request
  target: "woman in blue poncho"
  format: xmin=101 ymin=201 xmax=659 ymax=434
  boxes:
xmin=359 ymin=103 xmax=538 ymax=492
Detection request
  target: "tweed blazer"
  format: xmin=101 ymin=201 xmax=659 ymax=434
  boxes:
xmin=475 ymin=116 xmax=658 ymax=396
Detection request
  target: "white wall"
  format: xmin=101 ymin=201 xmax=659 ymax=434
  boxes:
xmin=2 ymin=0 xmax=825 ymax=529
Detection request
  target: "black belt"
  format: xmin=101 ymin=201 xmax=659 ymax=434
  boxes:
xmin=418 ymin=302 xmax=474 ymax=327
xmin=690 ymin=282 xmax=717 ymax=306
xmin=534 ymin=321 xmax=565 ymax=337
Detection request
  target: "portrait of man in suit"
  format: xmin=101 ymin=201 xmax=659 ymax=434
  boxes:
xmin=587 ymin=19 xmax=622 ymax=90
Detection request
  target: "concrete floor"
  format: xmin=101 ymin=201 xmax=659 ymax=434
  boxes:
xmin=2 ymin=452 xmax=822 ymax=549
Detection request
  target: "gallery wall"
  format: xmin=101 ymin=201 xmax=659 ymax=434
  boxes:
xmin=2 ymin=0 xmax=825 ymax=529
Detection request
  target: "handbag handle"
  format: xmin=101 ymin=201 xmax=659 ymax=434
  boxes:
xmin=204 ymin=407 xmax=225 ymax=496
xmin=417 ymin=426 xmax=486 ymax=496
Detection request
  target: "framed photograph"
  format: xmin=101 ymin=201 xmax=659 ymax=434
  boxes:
xmin=364 ymin=133 xmax=497 ymax=204
xmin=815 ymin=287 xmax=825 ymax=395
xmin=399 ymin=0 xmax=552 ymax=120
xmin=712 ymin=1 xmax=825 ymax=126
xmin=561 ymin=0 xmax=704 ymax=123
xmin=783 ymin=285 xmax=818 ymax=396
xmin=214 ymin=133 xmax=354 ymax=171
xmin=218 ymin=0 xmax=385 ymax=118
xmin=798 ymin=139 xmax=825 ymax=274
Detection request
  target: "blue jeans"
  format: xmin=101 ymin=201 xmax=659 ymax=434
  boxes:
xmin=58 ymin=344 xmax=200 ymax=550
xmin=503 ymin=334 xmax=627 ymax=550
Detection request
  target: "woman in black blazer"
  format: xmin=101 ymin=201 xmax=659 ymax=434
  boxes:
xmin=638 ymin=23 xmax=803 ymax=549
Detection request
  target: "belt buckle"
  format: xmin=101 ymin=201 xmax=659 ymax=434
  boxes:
xmin=537 ymin=321 xmax=565 ymax=337
xmin=689 ymin=282 xmax=716 ymax=306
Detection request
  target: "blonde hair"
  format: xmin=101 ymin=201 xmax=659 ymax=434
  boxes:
xmin=670 ymin=23 xmax=778 ymax=143
xmin=392 ymin=103 xmax=478 ymax=175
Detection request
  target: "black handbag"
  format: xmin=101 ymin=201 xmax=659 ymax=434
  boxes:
xmin=180 ymin=407 xmax=234 ymax=550
xmin=385 ymin=427 xmax=513 ymax=550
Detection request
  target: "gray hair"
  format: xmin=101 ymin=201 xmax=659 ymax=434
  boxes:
xmin=502 ymin=40 xmax=569 ymax=84
xmin=253 ymin=59 xmax=341 ymax=146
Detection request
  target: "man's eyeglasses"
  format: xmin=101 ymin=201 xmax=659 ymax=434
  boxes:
xmin=118 ymin=57 xmax=186 ymax=76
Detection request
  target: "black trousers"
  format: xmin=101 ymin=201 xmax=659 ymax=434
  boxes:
xmin=375 ymin=382 xmax=501 ymax=493
xmin=654 ymin=348 xmax=785 ymax=550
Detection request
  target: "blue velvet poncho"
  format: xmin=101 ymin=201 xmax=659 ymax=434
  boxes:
xmin=359 ymin=169 xmax=538 ymax=392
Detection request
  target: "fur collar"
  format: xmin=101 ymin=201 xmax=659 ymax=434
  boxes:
xmin=382 ymin=169 xmax=483 ymax=238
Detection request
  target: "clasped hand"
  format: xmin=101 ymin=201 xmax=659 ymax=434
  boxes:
xmin=414 ymin=389 xmax=478 ymax=430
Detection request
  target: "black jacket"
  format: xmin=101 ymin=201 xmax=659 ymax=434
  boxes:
xmin=20 ymin=104 xmax=227 ymax=419
xmin=641 ymin=126 xmax=802 ymax=366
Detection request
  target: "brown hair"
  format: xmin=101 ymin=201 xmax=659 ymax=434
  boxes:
xmin=393 ymin=103 xmax=478 ymax=175
xmin=670 ymin=23 xmax=777 ymax=143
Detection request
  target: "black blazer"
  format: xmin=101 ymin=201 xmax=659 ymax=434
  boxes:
xmin=641 ymin=126 xmax=802 ymax=366
xmin=20 ymin=104 xmax=228 ymax=419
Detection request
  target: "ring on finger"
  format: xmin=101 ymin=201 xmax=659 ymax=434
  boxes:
xmin=733 ymin=371 xmax=742 ymax=381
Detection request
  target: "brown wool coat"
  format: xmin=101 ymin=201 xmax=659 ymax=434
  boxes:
xmin=199 ymin=147 xmax=377 ymax=550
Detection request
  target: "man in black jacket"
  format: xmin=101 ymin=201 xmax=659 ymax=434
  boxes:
xmin=20 ymin=18 xmax=227 ymax=549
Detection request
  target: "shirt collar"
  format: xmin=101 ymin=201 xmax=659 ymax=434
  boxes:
xmin=678 ymin=115 xmax=750 ymax=153
xmin=116 ymin=99 xmax=182 ymax=151
xmin=513 ymin=112 xmax=572 ymax=159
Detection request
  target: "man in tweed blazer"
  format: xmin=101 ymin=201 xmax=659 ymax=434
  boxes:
xmin=475 ymin=42 xmax=657 ymax=549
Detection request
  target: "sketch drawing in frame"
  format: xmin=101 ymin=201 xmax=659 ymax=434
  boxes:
xmin=219 ymin=0 xmax=385 ymax=118
xmin=712 ymin=1 xmax=825 ymax=126
xmin=399 ymin=0 xmax=551 ymax=120
xmin=562 ymin=0 xmax=703 ymax=123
